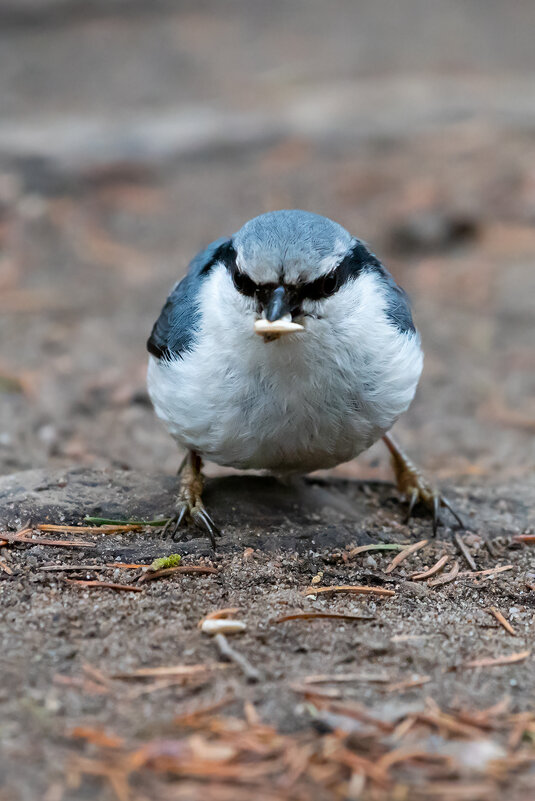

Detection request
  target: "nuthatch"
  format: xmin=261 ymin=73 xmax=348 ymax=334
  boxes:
xmin=147 ymin=210 xmax=462 ymax=544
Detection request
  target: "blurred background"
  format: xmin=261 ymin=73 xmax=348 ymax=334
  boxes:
xmin=0 ymin=0 xmax=534 ymax=484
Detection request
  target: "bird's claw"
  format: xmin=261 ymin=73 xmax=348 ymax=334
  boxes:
xmin=161 ymin=504 xmax=187 ymax=539
xmin=384 ymin=434 xmax=465 ymax=535
xmin=191 ymin=503 xmax=221 ymax=547
xmin=163 ymin=496 xmax=221 ymax=548
xmin=400 ymin=470 xmax=464 ymax=535
xmin=161 ymin=451 xmax=221 ymax=547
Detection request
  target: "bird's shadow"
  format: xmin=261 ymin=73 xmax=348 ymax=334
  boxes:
xmin=203 ymin=474 xmax=396 ymax=528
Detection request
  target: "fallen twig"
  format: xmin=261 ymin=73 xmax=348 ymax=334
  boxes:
xmin=173 ymin=694 xmax=235 ymax=726
xmin=411 ymin=781 xmax=494 ymax=800
xmin=411 ymin=554 xmax=449 ymax=581
xmin=63 ymin=578 xmax=142 ymax=592
xmin=452 ymin=697 xmax=510 ymax=732
xmin=488 ymin=606 xmax=516 ymax=636
xmin=392 ymin=715 xmax=418 ymax=740
xmin=513 ymin=533 xmax=535 ymax=544
xmin=70 ymin=726 xmax=124 ymax=749
xmin=459 ymin=565 xmax=514 ymax=579
xmin=111 ymin=664 xmax=227 ymax=680
xmin=1 ymin=529 xmax=94 ymax=548
xmin=460 ymin=650 xmax=530 ymax=669
xmin=417 ymin=710 xmax=486 ymax=739
xmin=302 ymin=672 xmax=391 ymax=684
xmin=309 ymin=699 xmax=395 ymax=734
xmin=507 ymin=711 xmax=533 ymax=750
xmin=38 ymin=523 xmax=141 ymax=534
xmin=41 ymin=563 xmax=148 ymax=571
xmin=138 ymin=565 xmax=217 ymax=583
xmin=391 ymin=633 xmax=428 ymax=642
xmin=304 ymin=585 xmax=395 ymax=597
xmin=67 ymin=755 xmax=131 ymax=801
xmin=377 ymin=747 xmax=452 ymax=772
xmin=0 ymin=557 xmax=12 ymax=574
xmin=41 ymin=564 xmax=105 ymax=572
xmin=332 ymin=747 xmax=390 ymax=786
xmin=274 ymin=612 xmax=374 ymax=623
xmin=384 ymin=675 xmax=431 ymax=692
xmin=428 ymin=560 xmax=459 ymax=586
xmin=213 ymin=633 xmax=261 ymax=683
xmin=454 ymin=532 xmax=477 ymax=570
xmin=81 ymin=663 xmax=113 ymax=689
xmin=123 ymin=674 xmax=215 ymax=699
xmin=384 ymin=539 xmax=428 ymax=573
xmin=290 ymin=683 xmax=343 ymax=699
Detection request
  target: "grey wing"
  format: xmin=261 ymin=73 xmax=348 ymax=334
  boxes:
xmin=147 ymin=237 xmax=231 ymax=360
xmin=382 ymin=278 xmax=416 ymax=335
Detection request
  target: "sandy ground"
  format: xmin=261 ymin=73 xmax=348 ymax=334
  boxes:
xmin=1 ymin=2 xmax=535 ymax=800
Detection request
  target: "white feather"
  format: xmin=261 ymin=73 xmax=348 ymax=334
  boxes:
xmin=147 ymin=264 xmax=423 ymax=474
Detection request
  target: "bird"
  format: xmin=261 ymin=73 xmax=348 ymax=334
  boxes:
xmin=147 ymin=209 xmax=463 ymax=545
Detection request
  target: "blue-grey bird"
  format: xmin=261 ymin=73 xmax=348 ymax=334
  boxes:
xmin=147 ymin=210 xmax=462 ymax=545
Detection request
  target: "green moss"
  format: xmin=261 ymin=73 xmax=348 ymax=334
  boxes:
xmin=149 ymin=554 xmax=182 ymax=571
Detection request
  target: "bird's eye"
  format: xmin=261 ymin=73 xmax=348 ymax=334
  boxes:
xmin=321 ymin=272 xmax=338 ymax=296
xmin=232 ymin=270 xmax=257 ymax=296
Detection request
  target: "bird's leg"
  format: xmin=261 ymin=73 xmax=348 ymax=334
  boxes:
xmin=382 ymin=433 xmax=464 ymax=535
xmin=162 ymin=450 xmax=221 ymax=547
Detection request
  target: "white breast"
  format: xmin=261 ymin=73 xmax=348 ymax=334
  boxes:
xmin=147 ymin=268 xmax=423 ymax=473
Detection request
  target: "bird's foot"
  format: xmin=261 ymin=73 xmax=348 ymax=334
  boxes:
xmin=165 ymin=498 xmax=221 ymax=548
xmin=396 ymin=465 xmax=463 ymax=536
xmin=383 ymin=434 xmax=464 ymax=535
xmin=162 ymin=452 xmax=221 ymax=547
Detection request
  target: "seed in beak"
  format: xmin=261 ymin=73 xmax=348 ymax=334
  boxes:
xmin=254 ymin=315 xmax=305 ymax=337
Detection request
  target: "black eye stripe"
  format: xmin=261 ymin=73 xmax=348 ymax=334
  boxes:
xmin=294 ymin=243 xmax=370 ymax=300
xmin=232 ymin=269 xmax=257 ymax=296
xmin=215 ymin=242 xmax=258 ymax=297
xmin=224 ymin=241 xmax=368 ymax=301
xmin=298 ymin=271 xmax=338 ymax=301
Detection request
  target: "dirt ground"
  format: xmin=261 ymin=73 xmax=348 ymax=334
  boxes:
xmin=1 ymin=2 xmax=535 ymax=800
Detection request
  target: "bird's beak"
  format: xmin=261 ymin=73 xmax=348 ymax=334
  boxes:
xmin=253 ymin=285 xmax=304 ymax=340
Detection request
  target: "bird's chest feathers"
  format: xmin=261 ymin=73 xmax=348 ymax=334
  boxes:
xmin=167 ymin=326 xmax=375 ymax=470
xmin=148 ymin=301 xmax=422 ymax=471
xmin=199 ymin=326 xmax=346 ymax=422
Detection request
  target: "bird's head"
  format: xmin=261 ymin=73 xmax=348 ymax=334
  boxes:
xmin=198 ymin=210 xmax=415 ymax=352
xmin=212 ymin=210 xmax=369 ymax=342
xmin=147 ymin=209 xmax=417 ymax=369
